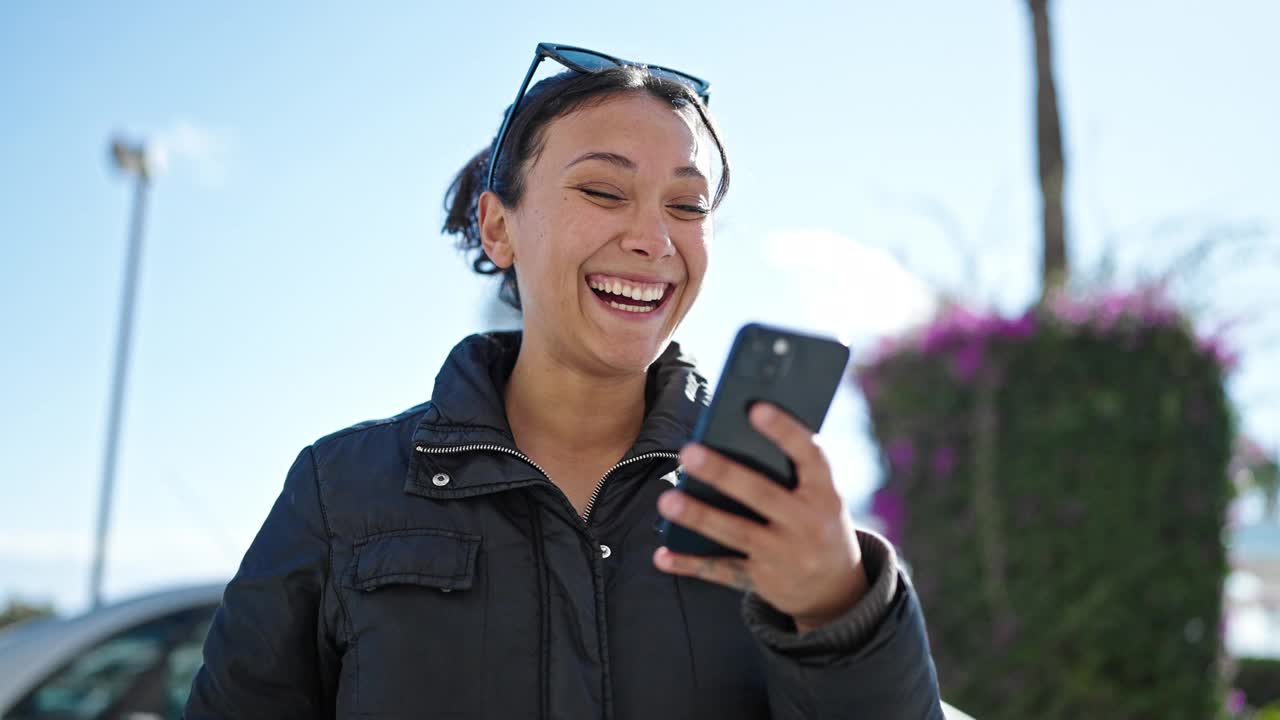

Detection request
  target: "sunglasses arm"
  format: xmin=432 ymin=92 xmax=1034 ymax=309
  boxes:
xmin=486 ymin=54 xmax=547 ymax=191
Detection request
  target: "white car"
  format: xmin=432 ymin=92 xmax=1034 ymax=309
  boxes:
xmin=0 ymin=583 xmax=976 ymax=719
xmin=0 ymin=584 xmax=223 ymax=720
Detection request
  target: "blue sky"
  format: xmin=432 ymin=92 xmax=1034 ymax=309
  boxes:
xmin=3 ymin=1 xmax=1278 ymax=613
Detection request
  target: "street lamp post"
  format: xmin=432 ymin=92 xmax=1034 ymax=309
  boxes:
xmin=89 ymin=138 xmax=155 ymax=609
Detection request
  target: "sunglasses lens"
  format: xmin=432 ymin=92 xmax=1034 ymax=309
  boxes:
xmin=555 ymin=49 xmax=619 ymax=72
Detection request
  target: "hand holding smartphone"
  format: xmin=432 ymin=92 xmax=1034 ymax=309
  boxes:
xmin=658 ymin=323 xmax=850 ymax=557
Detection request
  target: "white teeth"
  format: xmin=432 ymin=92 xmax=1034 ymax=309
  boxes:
xmin=589 ymin=276 xmax=668 ymax=305
xmin=607 ymin=300 xmax=655 ymax=313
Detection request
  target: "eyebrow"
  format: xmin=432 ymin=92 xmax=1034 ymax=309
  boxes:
xmin=566 ymin=151 xmax=706 ymax=181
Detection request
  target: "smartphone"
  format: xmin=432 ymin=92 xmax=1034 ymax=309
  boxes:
xmin=659 ymin=323 xmax=851 ymax=557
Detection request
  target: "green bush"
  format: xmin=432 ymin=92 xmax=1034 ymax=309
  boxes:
xmin=1235 ymin=657 xmax=1280 ymax=711
xmin=859 ymin=293 xmax=1234 ymax=719
xmin=0 ymin=596 xmax=55 ymax=631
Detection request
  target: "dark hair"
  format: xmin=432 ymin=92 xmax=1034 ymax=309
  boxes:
xmin=443 ymin=65 xmax=731 ymax=310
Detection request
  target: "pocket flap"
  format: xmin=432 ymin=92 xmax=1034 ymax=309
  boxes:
xmin=349 ymin=529 xmax=481 ymax=592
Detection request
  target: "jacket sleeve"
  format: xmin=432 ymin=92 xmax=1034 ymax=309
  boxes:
xmin=184 ymin=446 xmax=341 ymax=719
xmin=740 ymin=529 xmax=944 ymax=719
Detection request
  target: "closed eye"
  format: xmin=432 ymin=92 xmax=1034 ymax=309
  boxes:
xmin=668 ymin=203 xmax=710 ymax=219
xmin=579 ymin=188 xmax=624 ymax=202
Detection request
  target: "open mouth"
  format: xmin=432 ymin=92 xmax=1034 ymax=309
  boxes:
xmin=586 ymin=274 xmax=674 ymax=315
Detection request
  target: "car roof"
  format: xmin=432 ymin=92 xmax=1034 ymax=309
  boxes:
xmin=0 ymin=582 xmax=225 ymax=711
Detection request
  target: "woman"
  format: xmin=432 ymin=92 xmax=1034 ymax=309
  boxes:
xmin=185 ymin=43 xmax=943 ymax=719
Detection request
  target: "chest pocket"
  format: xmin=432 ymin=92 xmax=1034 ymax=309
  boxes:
xmin=343 ymin=528 xmax=486 ymax=715
xmin=348 ymin=528 xmax=480 ymax=592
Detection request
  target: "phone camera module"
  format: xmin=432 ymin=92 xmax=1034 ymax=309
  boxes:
xmin=731 ymin=330 xmax=794 ymax=382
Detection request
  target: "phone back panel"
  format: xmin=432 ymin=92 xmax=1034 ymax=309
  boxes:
xmin=661 ymin=323 xmax=850 ymax=556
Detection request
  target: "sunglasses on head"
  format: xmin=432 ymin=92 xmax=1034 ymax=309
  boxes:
xmin=485 ymin=42 xmax=712 ymax=192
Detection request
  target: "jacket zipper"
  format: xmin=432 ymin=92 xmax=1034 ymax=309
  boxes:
xmin=414 ymin=444 xmax=677 ymax=525
xmin=417 ymin=443 xmax=676 ymax=720
xmin=581 ymin=451 xmax=679 ymax=524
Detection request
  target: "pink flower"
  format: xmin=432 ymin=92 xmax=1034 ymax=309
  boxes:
xmin=950 ymin=343 xmax=985 ymax=381
xmin=998 ymin=313 xmax=1036 ymax=339
xmin=932 ymin=446 xmax=958 ymax=476
xmin=855 ymin=368 xmax=882 ymax=402
xmin=1226 ymin=688 xmax=1246 ymax=714
xmin=1198 ymin=335 xmax=1239 ymax=372
xmin=887 ymin=439 xmax=916 ymax=474
xmin=1050 ymin=294 xmax=1092 ymax=324
xmin=870 ymin=487 xmax=904 ymax=545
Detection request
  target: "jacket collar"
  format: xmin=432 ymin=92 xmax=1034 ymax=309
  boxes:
xmin=406 ymin=331 xmax=710 ymax=494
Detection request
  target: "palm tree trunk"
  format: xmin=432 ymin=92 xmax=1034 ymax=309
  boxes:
xmin=1030 ymin=0 xmax=1068 ymax=297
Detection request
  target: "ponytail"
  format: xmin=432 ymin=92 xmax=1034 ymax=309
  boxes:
xmin=441 ymin=147 xmax=521 ymax=309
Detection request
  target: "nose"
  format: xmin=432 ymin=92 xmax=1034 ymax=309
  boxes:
xmin=620 ymin=208 xmax=676 ymax=259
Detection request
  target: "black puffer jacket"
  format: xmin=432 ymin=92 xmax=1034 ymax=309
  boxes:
xmin=185 ymin=331 xmax=943 ymax=719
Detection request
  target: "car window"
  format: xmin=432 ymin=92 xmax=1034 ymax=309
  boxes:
xmin=8 ymin=605 xmax=216 ymax=720
xmin=163 ymin=614 xmax=213 ymax=719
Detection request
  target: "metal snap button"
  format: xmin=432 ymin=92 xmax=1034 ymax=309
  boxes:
xmin=432 ymin=472 xmax=451 ymax=487
xmin=600 ymin=544 xmax=612 ymax=559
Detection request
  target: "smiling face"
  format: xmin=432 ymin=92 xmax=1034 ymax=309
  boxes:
xmin=479 ymin=92 xmax=715 ymax=376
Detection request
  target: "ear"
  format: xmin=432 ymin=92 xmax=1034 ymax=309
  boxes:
xmin=478 ymin=191 xmax=515 ymax=270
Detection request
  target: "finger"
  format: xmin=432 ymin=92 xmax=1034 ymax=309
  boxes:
xmin=748 ymin=403 xmax=833 ymax=492
xmin=679 ymin=443 xmax=804 ymax=524
xmin=657 ymin=489 xmax=770 ymax=556
xmin=653 ymin=547 xmax=755 ymax=592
